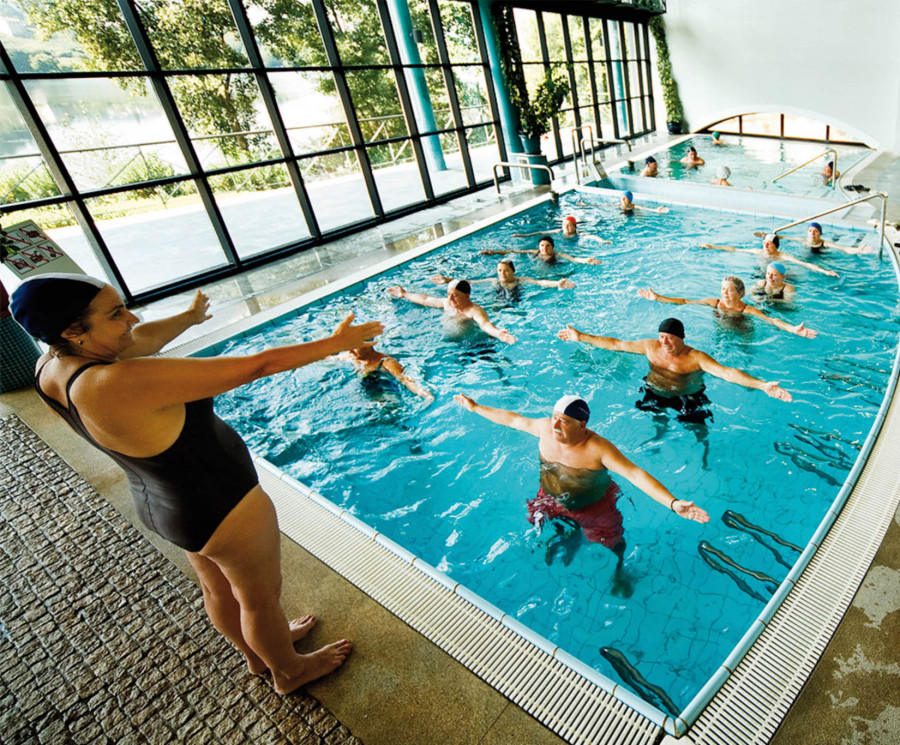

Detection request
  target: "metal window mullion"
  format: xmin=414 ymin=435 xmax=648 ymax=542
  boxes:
xmin=115 ymin=0 xmax=240 ymax=267
xmin=0 ymin=41 xmax=131 ymax=300
xmin=561 ymin=14 xmax=580 ymax=134
xmin=601 ymin=18 xmax=620 ymax=140
xmin=534 ymin=11 xmax=562 ymax=160
xmin=642 ymin=22 xmax=656 ymax=132
xmin=225 ymin=0 xmax=321 ymax=238
xmin=617 ymin=19 xmax=633 ymax=138
xmin=310 ymin=0 xmax=384 ymax=217
xmin=583 ymin=16 xmax=602 ymax=138
xmin=427 ymin=0 xmax=475 ymax=187
xmin=633 ymin=23 xmax=648 ymax=133
xmin=470 ymin=0 xmax=509 ymax=163
xmin=376 ymin=0 xmax=435 ymax=202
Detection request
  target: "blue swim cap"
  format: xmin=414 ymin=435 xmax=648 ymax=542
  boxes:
xmin=10 ymin=272 xmax=107 ymax=344
xmin=645 ymin=156 xmax=656 ymax=164
xmin=809 ymin=222 xmax=822 ymax=233
xmin=769 ymin=262 xmax=787 ymax=275
xmin=623 ymin=191 xmax=633 ymax=202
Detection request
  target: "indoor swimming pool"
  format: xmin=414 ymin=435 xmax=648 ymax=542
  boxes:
xmin=211 ymin=191 xmax=898 ymax=717
xmin=605 ymin=134 xmax=872 ymax=197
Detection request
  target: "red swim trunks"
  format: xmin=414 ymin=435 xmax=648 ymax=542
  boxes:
xmin=526 ymin=483 xmax=624 ymax=548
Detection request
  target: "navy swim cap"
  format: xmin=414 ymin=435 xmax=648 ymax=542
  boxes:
xmin=448 ymin=279 xmax=471 ymax=295
xmin=658 ymin=317 xmax=685 ymax=339
xmin=809 ymin=222 xmax=822 ymax=233
xmin=10 ymin=273 xmax=106 ymax=344
xmin=553 ymin=395 xmax=590 ymax=423
xmin=645 ymin=156 xmax=656 ymax=164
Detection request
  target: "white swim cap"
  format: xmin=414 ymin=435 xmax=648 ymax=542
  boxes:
xmin=716 ymin=165 xmax=731 ymax=179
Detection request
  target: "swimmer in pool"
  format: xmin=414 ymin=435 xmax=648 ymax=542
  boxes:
xmin=453 ymin=393 xmax=709 ymax=591
xmin=641 ymin=156 xmax=658 ymax=177
xmin=638 ymin=276 xmax=816 ymax=338
xmin=700 ymin=233 xmax=840 ymax=277
xmin=387 ymin=279 xmax=516 ymax=344
xmin=681 ymin=146 xmax=705 ymax=167
xmin=481 ymin=235 xmax=602 ymax=265
xmin=711 ymin=165 xmax=731 ymax=186
xmin=557 ymin=317 xmax=794 ymax=407
xmin=710 ymin=131 xmax=725 ymax=146
xmin=513 ymin=215 xmax=612 ymax=244
xmin=341 ymin=346 xmax=433 ymax=402
xmin=431 ymin=259 xmax=575 ymax=292
xmin=752 ymin=262 xmax=796 ymax=300
xmin=620 ymin=191 xmax=669 ymax=214
xmin=822 ymin=160 xmax=840 ymax=184
xmin=752 ymin=223 xmax=875 ymax=255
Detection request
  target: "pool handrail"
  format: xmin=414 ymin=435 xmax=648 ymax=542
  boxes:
xmin=772 ymin=190 xmax=889 ymax=256
xmin=491 ymin=161 xmax=555 ymax=194
xmin=571 ymin=125 xmax=595 ymax=184
xmin=772 ymin=148 xmax=838 ymax=189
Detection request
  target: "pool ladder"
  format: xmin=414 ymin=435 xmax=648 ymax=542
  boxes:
xmin=773 ymin=190 xmax=890 ymax=257
xmin=772 ymin=148 xmax=839 ymax=190
xmin=571 ymin=125 xmax=631 ymax=184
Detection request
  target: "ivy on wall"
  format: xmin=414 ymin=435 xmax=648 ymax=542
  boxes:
xmin=649 ymin=15 xmax=685 ymax=126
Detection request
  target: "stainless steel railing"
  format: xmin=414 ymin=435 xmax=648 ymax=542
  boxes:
xmin=772 ymin=148 xmax=839 ymax=190
xmin=492 ymin=161 xmax=555 ymax=194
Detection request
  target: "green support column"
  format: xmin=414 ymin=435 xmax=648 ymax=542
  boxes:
xmin=386 ymin=0 xmax=446 ymax=171
xmin=477 ymin=0 xmax=523 ymax=156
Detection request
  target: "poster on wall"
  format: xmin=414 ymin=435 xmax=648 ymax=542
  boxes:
xmin=0 ymin=220 xmax=84 ymax=286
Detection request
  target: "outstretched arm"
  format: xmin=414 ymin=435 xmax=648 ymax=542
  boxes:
xmin=634 ymin=204 xmax=670 ymax=214
xmin=470 ymin=305 xmax=516 ymax=344
xmin=382 ymin=356 xmax=434 ymax=402
xmin=557 ymin=325 xmax=648 ymax=354
xmin=556 ymin=251 xmax=601 ymax=265
xmin=699 ymin=243 xmax=752 ymax=253
xmin=695 ymin=351 xmax=793 ymax=401
xmin=520 ymin=276 xmax=575 ymax=289
xmin=512 ymin=229 xmax=560 ymax=237
xmin=121 ymin=290 xmax=212 ymax=358
xmin=637 ymin=287 xmax=716 ymax=307
xmin=387 ymin=286 xmax=445 ymax=308
xmin=480 ymin=248 xmax=537 ymax=256
xmin=742 ymin=305 xmax=817 ymax=338
xmin=753 ymin=230 xmax=803 ymax=245
xmin=453 ymin=394 xmax=542 ymax=436
xmin=430 ymin=274 xmax=491 ymax=285
xmin=779 ymin=252 xmax=840 ymax=277
xmin=601 ymin=441 xmax=710 ymax=523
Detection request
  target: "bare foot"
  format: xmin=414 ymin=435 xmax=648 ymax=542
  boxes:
xmin=247 ymin=653 xmax=267 ymax=676
xmin=289 ymin=615 xmax=317 ymax=643
xmin=273 ymin=639 xmax=353 ymax=695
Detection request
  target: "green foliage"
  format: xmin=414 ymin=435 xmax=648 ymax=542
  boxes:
xmin=648 ymin=16 xmax=684 ymax=124
xmin=0 ymin=163 xmax=59 ymax=204
xmin=492 ymin=5 xmax=570 ymax=142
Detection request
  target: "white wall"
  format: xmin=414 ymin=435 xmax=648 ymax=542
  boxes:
xmin=659 ymin=0 xmax=900 ymax=149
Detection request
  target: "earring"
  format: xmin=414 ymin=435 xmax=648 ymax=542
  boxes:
xmin=77 ymin=339 xmax=83 ymax=345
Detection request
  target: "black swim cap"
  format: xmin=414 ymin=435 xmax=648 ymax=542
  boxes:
xmin=10 ymin=273 xmax=106 ymax=344
xmin=553 ymin=395 xmax=590 ymax=422
xmin=539 ymin=235 xmax=555 ymax=247
xmin=658 ymin=317 xmax=685 ymax=339
xmin=646 ymin=156 xmax=657 ymax=164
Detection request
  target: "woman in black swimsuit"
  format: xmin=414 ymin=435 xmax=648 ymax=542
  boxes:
xmin=11 ymin=274 xmax=382 ymax=695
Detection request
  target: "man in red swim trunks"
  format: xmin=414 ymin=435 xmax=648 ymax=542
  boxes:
xmin=453 ymin=393 xmax=710 ymax=592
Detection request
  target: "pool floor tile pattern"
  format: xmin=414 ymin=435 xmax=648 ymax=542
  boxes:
xmin=0 ymin=414 xmax=361 ymax=745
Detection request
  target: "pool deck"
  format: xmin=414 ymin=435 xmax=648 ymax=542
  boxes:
xmin=2 ymin=138 xmax=900 ymax=744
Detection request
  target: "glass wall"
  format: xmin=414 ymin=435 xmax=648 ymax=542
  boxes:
xmin=0 ymin=0 xmax=656 ymax=302
xmin=705 ymin=113 xmax=863 ymax=144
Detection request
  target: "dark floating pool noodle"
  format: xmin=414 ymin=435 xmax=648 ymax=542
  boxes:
xmin=722 ymin=510 xmax=802 ymax=553
xmin=697 ymin=542 xmax=773 ymax=603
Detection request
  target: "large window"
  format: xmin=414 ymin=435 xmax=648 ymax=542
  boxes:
xmin=0 ymin=0 xmax=654 ymax=302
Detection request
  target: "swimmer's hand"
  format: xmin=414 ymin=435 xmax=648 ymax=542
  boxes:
xmin=672 ymin=500 xmax=710 ymax=523
xmin=454 ymin=393 xmax=477 ymax=411
xmin=764 ymin=381 xmax=793 ymax=402
xmin=656 ymin=207 xmax=670 ymax=214
xmin=752 ymin=231 xmax=766 ymax=238
xmin=430 ymin=274 xmax=452 ymax=284
xmin=824 ymin=269 xmax=840 ymax=278
xmin=480 ymin=249 xmax=501 ymax=255
xmin=557 ymin=279 xmax=575 ymax=290
xmin=584 ymin=257 xmax=602 ymax=265
xmin=186 ymin=290 xmax=212 ymax=325
xmin=387 ymin=286 xmax=406 ymax=299
xmin=498 ymin=329 xmax=517 ymax=344
xmin=791 ymin=322 xmax=818 ymax=339
xmin=638 ymin=287 xmax=659 ymax=302
xmin=557 ymin=325 xmax=581 ymax=342
xmin=331 ymin=312 xmax=383 ymax=352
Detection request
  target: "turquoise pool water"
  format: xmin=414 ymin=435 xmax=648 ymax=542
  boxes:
xmin=215 ymin=193 xmax=897 ymax=714
xmin=613 ymin=134 xmax=871 ymax=197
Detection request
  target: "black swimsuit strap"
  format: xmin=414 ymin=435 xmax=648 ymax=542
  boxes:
xmin=64 ymin=361 xmax=109 ymax=405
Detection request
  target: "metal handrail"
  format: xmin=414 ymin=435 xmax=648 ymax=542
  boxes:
xmin=571 ymin=125 xmax=594 ymax=184
xmin=773 ymin=148 xmax=838 ymax=190
xmin=773 ymin=191 xmax=889 ymax=257
xmin=492 ymin=161 xmax=555 ymax=194
xmin=585 ymin=137 xmax=632 ymax=152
